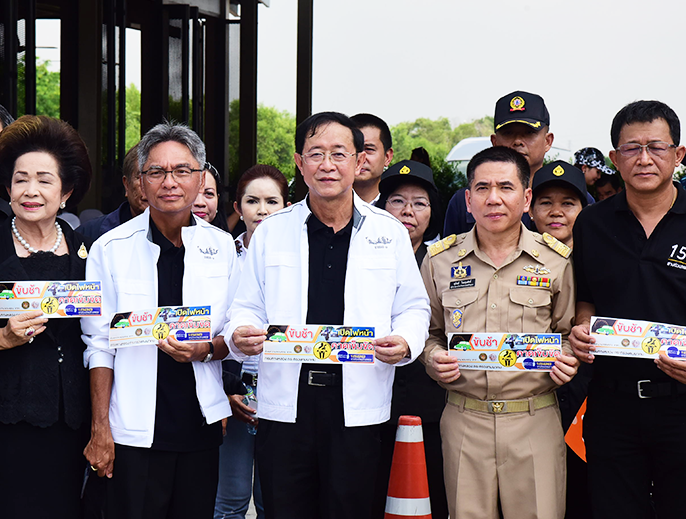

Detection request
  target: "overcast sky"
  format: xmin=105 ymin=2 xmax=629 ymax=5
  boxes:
xmin=257 ymin=0 xmax=686 ymax=156
xmin=34 ymin=1 xmax=686 ymax=158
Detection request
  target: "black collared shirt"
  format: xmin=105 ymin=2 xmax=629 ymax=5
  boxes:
xmin=305 ymin=209 xmax=354 ymax=326
xmin=573 ymin=182 xmax=686 ymax=382
xmin=149 ymin=216 xmax=221 ymax=451
xmin=301 ymin=206 xmax=354 ymax=379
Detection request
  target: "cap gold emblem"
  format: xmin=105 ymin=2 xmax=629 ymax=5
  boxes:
xmin=399 ymin=165 xmax=411 ymax=175
xmin=77 ymin=243 xmax=88 ymax=259
xmin=553 ymin=165 xmax=565 ymax=176
xmin=510 ymin=96 xmax=525 ymax=112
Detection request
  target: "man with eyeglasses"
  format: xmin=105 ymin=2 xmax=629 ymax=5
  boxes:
xmin=444 ymin=91 xmax=554 ymax=237
xmin=82 ymin=122 xmax=239 ymax=518
xmin=570 ymin=100 xmax=686 ymax=519
xmin=421 ymin=146 xmax=578 ymax=519
xmin=225 ymin=111 xmax=430 ymax=519
xmin=351 ymin=113 xmax=394 ymax=204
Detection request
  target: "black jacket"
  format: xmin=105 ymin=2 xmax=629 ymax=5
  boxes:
xmin=0 ymin=219 xmax=92 ymax=429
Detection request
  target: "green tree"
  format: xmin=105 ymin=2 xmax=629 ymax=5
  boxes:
xmin=228 ymin=100 xmax=296 ymax=183
xmin=390 ymin=115 xmax=493 ymax=208
xmin=16 ymin=57 xmax=61 ymax=118
xmin=125 ymin=83 xmax=141 ymax=151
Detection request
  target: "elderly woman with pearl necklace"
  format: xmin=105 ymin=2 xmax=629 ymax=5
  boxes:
xmin=0 ymin=115 xmax=93 ymax=519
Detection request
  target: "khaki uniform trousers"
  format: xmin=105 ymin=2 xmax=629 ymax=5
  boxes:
xmin=441 ymin=397 xmax=566 ymax=519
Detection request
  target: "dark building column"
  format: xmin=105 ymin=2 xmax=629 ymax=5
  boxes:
xmin=238 ymin=0 xmax=257 ymax=177
xmin=294 ymin=0 xmax=313 ymax=201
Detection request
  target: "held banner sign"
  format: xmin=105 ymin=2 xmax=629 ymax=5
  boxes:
xmin=263 ymin=324 xmax=375 ymax=364
xmin=590 ymin=316 xmax=686 ymax=360
xmin=448 ymin=332 xmax=562 ymax=371
xmin=109 ymin=306 xmax=211 ymax=349
xmin=0 ymin=280 xmax=102 ymax=318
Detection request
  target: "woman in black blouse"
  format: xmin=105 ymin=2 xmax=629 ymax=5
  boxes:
xmin=0 ymin=115 xmax=92 ymax=518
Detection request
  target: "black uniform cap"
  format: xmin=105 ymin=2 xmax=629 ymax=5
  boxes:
xmin=531 ymin=160 xmax=588 ymax=207
xmin=494 ymin=91 xmax=550 ymax=132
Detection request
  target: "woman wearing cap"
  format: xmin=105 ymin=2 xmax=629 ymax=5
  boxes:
xmin=530 ymin=160 xmax=591 ymax=518
xmin=373 ymin=159 xmax=449 ymax=519
xmin=529 ymin=160 xmax=587 ymax=248
xmin=0 ymin=115 xmax=93 ymax=518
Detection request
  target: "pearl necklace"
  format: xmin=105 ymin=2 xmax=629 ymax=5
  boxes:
xmin=12 ymin=217 xmax=63 ymax=254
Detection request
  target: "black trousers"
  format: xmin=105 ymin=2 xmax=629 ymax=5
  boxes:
xmin=256 ymin=371 xmax=381 ymax=519
xmin=584 ymin=382 xmax=686 ymax=519
xmin=106 ymin=444 xmax=219 ymax=519
xmin=0 ymin=420 xmax=89 ymax=519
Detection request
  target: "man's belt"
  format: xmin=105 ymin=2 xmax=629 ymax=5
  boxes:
xmin=597 ymin=378 xmax=686 ymax=399
xmin=448 ymin=391 xmax=557 ymax=414
xmin=307 ymin=370 xmax=341 ymax=387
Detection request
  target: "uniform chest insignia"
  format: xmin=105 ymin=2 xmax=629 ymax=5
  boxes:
xmin=451 ymin=309 xmax=463 ymax=329
xmin=542 ymin=232 xmax=572 ymax=258
xmin=517 ymin=275 xmax=551 ymax=288
xmin=77 ymin=243 xmax=88 ymax=259
xmin=451 ymin=262 xmax=471 ymax=278
xmin=523 ymin=264 xmax=550 ymax=275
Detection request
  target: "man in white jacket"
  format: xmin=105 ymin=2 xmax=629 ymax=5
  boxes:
xmin=225 ymin=112 xmax=431 ymax=519
xmin=82 ymin=122 xmax=238 ymax=519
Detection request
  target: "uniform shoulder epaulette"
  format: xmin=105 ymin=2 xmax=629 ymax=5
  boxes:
xmin=541 ymin=232 xmax=571 ymax=259
xmin=429 ymin=234 xmax=458 ymax=257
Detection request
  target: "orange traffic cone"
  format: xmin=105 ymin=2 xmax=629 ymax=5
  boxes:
xmin=384 ymin=415 xmax=432 ymax=519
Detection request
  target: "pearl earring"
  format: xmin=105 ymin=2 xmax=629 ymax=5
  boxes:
xmin=60 ymin=201 xmax=66 ymax=210
xmin=240 ymin=215 xmax=244 ymax=221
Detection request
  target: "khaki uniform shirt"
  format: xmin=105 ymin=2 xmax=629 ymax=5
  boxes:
xmin=420 ymin=224 xmax=575 ymax=401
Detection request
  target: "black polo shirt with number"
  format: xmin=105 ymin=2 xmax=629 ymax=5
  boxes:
xmin=573 ymin=182 xmax=686 ymax=382
xmin=149 ymin=217 xmax=221 ymax=451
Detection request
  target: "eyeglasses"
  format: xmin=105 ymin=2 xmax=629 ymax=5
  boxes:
xmin=142 ymin=165 xmax=207 ymax=184
xmin=616 ymin=142 xmax=677 ymax=157
xmin=386 ymin=196 xmax=431 ymax=212
xmin=300 ymin=151 xmax=356 ymax=165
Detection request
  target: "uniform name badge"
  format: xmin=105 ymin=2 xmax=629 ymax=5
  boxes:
xmin=263 ymin=324 xmax=375 ymax=364
xmin=0 ymin=280 xmax=102 ymax=318
xmin=447 ymin=332 xmax=562 ymax=371
xmin=108 ymin=306 xmax=211 ymax=349
xmin=590 ymin=316 xmax=686 ymax=360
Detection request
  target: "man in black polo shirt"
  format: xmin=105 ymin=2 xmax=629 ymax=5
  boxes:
xmin=570 ymin=100 xmax=686 ymax=519
xmin=226 ymin=112 xmax=430 ymax=518
xmin=83 ymin=122 xmax=237 ymax=519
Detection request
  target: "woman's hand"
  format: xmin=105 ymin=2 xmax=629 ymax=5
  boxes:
xmin=229 ymin=394 xmax=258 ymax=426
xmin=0 ymin=310 xmax=47 ymax=350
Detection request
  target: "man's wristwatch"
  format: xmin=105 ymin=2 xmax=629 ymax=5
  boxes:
xmin=201 ymin=341 xmax=214 ymax=363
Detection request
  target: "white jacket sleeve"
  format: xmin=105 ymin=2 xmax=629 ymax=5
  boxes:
xmin=81 ymin=237 xmax=116 ymax=370
xmin=222 ymin=224 xmax=268 ymax=360
xmin=388 ymin=230 xmax=431 ymax=366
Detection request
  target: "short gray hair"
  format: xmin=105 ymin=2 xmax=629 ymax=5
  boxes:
xmin=137 ymin=121 xmax=206 ymax=172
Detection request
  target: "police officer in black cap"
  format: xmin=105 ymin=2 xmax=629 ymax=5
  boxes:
xmin=444 ymin=90 xmax=554 ymax=237
xmin=373 ymin=159 xmax=449 ymax=519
